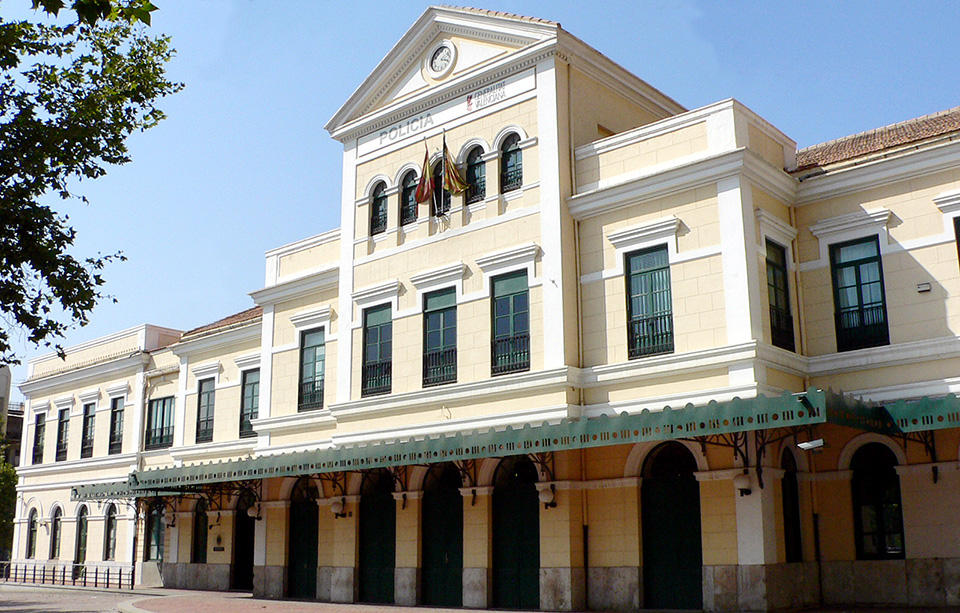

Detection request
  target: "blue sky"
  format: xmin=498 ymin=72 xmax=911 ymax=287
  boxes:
xmin=5 ymin=1 xmax=960 ymax=398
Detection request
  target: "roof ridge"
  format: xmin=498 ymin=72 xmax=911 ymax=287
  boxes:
xmin=181 ymin=306 xmax=263 ymax=339
xmin=435 ymin=5 xmax=559 ymax=27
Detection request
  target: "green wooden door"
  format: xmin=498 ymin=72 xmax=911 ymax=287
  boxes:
xmin=422 ymin=464 xmax=463 ymax=607
xmin=233 ymin=495 xmax=256 ymax=591
xmin=359 ymin=470 xmax=396 ymax=603
xmin=641 ymin=442 xmax=702 ymax=610
xmin=288 ymin=497 xmax=318 ymax=598
xmin=492 ymin=456 xmax=539 ymax=610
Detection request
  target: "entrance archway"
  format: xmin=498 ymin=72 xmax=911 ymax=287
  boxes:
xmin=288 ymin=477 xmax=319 ymax=599
xmin=641 ymin=441 xmax=702 ymax=609
xmin=232 ymin=493 xmax=256 ymax=591
xmin=492 ymin=455 xmax=539 ymax=609
xmin=359 ymin=468 xmax=396 ymax=603
xmin=421 ymin=463 xmax=463 ymax=607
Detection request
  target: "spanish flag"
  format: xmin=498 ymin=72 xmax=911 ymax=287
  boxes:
xmin=414 ymin=142 xmax=433 ymax=204
xmin=442 ymin=136 xmax=468 ymax=195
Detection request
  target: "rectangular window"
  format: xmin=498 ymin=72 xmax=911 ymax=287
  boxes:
xmin=423 ymin=288 xmax=457 ymax=387
xmin=32 ymin=415 xmax=44 ymax=465
xmin=766 ymin=240 xmax=795 ymax=352
xmin=80 ymin=403 xmax=95 ymax=459
xmin=55 ymin=408 xmax=69 ymax=462
xmin=626 ymin=246 xmax=673 ymax=358
xmin=491 ymin=271 xmax=530 ymax=375
xmin=831 ymin=236 xmax=889 ymax=352
xmin=145 ymin=397 xmax=174 ymax=450
xmin=108 ymin=397 xmax=124 ymax=455
xmin=195 ymin=379 xmax=215 ymax=443
xmin=362 ymin=304 xmax=392 ymax=396
xmin=240 ymin=369 xmax=260 ymax=437
xmin=298 ymin=331 xmax=325 ymax=411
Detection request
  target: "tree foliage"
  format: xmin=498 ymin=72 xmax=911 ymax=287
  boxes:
xmin=0 ymin=459 xmax=15 ymax=560
xmin=0 ymin=8 xmax=180 ymax=365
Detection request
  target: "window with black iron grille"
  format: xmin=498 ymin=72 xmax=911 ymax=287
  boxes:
xmin=55 ymin=408 xmax=69 ymax=462
xmin=466 ymin=146 xmax=486 ymax=204
xmin=32 ymin=414 xmax=44 ymax=465
xmin=298 ymin=331 xmax=325 ymax=411
xmin=831 ymin=236 xmax=889 ymax=352
xmin=80 ymin=402 xmax=95 ymax=458
xmin=499 ymin=133 xmax=522 ymax=193
xmin=108 ymin=397 xmax=123 ymax=455
xmin=423 ymin=288 xmax=457 ymax=387
xmin=400 ymin=170 xmax=418 ymax=226
xmin=431 ymin=162 xmax=450 ymax=216
xmin=195 ymin=378 xmax=215 ymax=443
xmin=491 ymin=270 xmax=529 ymax=375
xmin=766 ymin=240 xmax=795 ymax=352
xmin=145 ymin=397 xmax=174 ymax=450
xmin=626 ymin=245 xmax=673 ymax=358
xmin=370 ymin=182 xmax=388 ymax=235
xmin=240 ymin=369 xmax=260 ymax=436
xmin=362 ymin=304 xmax=392 ymax=396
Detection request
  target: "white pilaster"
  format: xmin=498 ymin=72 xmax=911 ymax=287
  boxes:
xmin=256 ymin=305 xmax=275 ymax=449
xmin=131 ymin=371 xmax=145 ymax=453
xmin=337 ymin=141 xmax=359 ymax=403
xmin=173 ymin=357 xmax=188 ymax=448
xmin=717 ymin=176 xmax=762 ymax=344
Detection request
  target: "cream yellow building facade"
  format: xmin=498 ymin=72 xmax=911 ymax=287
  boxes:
xmin=11 ymin=7 xmax=960 ymax=611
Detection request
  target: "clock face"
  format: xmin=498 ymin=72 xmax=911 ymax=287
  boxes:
xmin=430 ymin=46 xmax=452 ymax=73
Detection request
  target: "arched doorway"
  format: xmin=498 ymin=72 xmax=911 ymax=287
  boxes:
xmin=851 ymin=442 xmax=904 ymax=559
xmin=232 ymin=493 xmax=256 ymax=591
xmin=288 ymin=478 xmax=319 ymax=599
xmin=641 ymin=442 xmax=702 ymax=609
xmin=421 ymin=463 xmax=463 ymax=607
xmin=781 ymin=448 xmax=802 ymax=563
xmin=74 ymin=506 xmax=88 ymax=579
xmin=359 ymin=468 xmax=396 ymax=603
xmin=492 ymin=455 xmax=539 ymax=610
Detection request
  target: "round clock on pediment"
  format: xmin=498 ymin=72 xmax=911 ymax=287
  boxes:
xmin=425 ymin=40 xmax=457 ymax=80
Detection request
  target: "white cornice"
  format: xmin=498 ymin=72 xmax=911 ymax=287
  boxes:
xmin=250 ymin=266 xmax=339 ymax=306
xmin=172 ymin=321 xmax=260 ymax=358
xmin=26 ymin=324 xmax=179 ymax=369
xmin=105 ymin=383 xmax=129 ymax=398
xmin=755 ymin=209 xmax=798 ymax=247
xmin=16 ymin=452 xmax=137 ymax=478
xmin=795 ymin=138 xmax=960 ymax=205
xmin=607 ymin=216 xmax=680 ymax=251
xmin=475 ymin=242 xmax=541 ymax=272
xmin=409 ymin=262 xmax=466 ymax=289
xmin=581 ymin=341 xmax=758 ymax=388
xmin=289 ymin=305 xmax=332 ymax=331
xmin=252 ymin=408 xmax=337 ymax=436
xmin=807 ymin=335 xmax=960 ymax=377
xmin=329 ymin=366 xmax=580 ymax=423
xmin=19 ymin=352 xmax=149 ymax=397
xmin=351 ymin=279 xmax=401 ymax=307
xmin=77 ymin=389 xmax=100 ymax=404
xmin=934 ymin=188 xmax=960 ymax=215
xmin=53 ymin=395 xmax=73 ymax=410
xmin=264 ymin=228 xmax=340 ymax=259
xmin=168 ymin=438 xmax=257 ymax=463
xmin=190 ymin=361 xmax=220 ymax=380
xmin=233 ymin=352 xmax=260 ymax=371
xmin=809 ymin=208 xmax=890 ymax=240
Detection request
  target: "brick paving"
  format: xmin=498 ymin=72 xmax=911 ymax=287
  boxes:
xmin=0 ymin=583 xmax=144 ymax=612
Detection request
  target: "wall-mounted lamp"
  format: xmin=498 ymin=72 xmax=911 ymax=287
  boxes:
xmin=331 ymin=497 xmax=347 ymax=519
xmin=539 ymin=484 xmax=557 ymax=509
xmin=797 ymin=438 xmax=824 ymax=452
xmin=246 ymin=503 xmax=262 ymax=521
xmin=733 ymin=471 xmax=752 ymax=497
xmin=166 ymin=515 xmax=176 ymax=528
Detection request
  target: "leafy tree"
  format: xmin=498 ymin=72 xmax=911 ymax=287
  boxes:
xmin=0 ymin=5 xmax=180 ymax=365
xmin=0 ymin=459 xmax=15 ymax=560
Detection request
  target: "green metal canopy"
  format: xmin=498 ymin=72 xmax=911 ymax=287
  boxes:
xmin=74 ymin=388 xmax=956 ymax=502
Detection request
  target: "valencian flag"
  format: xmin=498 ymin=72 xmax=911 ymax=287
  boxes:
xmin=442 ymin=135 xmax=468 ymax=194
xmin=414 ymin=141 xmax=433 ymax=204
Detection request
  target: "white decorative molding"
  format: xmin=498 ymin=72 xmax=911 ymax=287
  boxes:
xmin=77 ymin=389 xmax=100 ymax=404
xmin=409 ymin=262 xmax=465 ymax=290
xmin=105 ymin=383 xmax=129 ymax=398
xmin=251 ymin=266 xmax=339 ymax=306
xmin=475 ymin=242 xmax=541 ymax=273
xmin=191 ymin=362 xmax=220 ymax=380
xmin=289 ymin=306 xmax=332 ymax=332
xmin=233 ymin=352 xmax=260 ymax=371
xmin=53 ymin=395 xmax=73 ymax=410
xmin=809 ymin=208 xmax=891 ymax=240
xmin=934 ymin=189 xmax=960 ymax=215
xmin=252 ymin=408 xmax=337 ymax=436
xmin=755 ymin=209 xmax=797 ymax=249
xmin=30 ymin=400 xmax=50 ymax=414
xmin=605 ymin=216 xmax=682 ymax=274
xmin=351 ymin=279 xmax=401 ymax=309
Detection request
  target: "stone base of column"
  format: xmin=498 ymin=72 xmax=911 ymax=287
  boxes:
xmin=822 ymin=558 xmax=960 ymax=608
xmin=540 ymin=567 xmax=585 ymax=611
xmin=252 ymin=565 xmax=286 ymax=598
xmin=136 ymin=561 xmax=162 ymax=588
xmin=586 ymin=566 xmax=640 ymax=610
xmin=161 ymin=562 xmax=230 ymax=590
xmin=395 ymin=567 xmax=419 ymax=605
xmin=463 ymin=567 xmax=490 ymax=608
xmin=330 ymin=566 xmax=356 ymax=603
xmin=703 ymin=563 xmax=820 ymax=611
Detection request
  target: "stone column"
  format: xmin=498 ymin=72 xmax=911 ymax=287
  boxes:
xmin=461 ymin=485 xmax=492 ymax=608
xmin=394 ymin=491 xmax=421 ymax=605
xmin=330 ymin=495 xmax=360 ymax=603
xmin=536 ymin=481 xmax=585 ymax=611
xmin=256 ymin=501 xmax=288 ymax=598
xmin=585 ymin=477 xmax=642 ymax=611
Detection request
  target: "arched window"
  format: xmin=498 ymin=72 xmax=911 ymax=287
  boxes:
xmin=370 ymin=182 xmax=388 ymax=236
xmin=781 ymin=448 xmax=802 ymax=563
xmin=103 ymin=504 xmax=117 ymax=561
xmin=26 ymin=509 xmax=37 ymax=559
xmin=465 ymin=146 xmax=486 ymax=204
xmin=192 ymin=500 xmax=208 ymax=564
xmin=400 ymin=171 xmax=418 ymax=226
xmin=49 ymin=507 xmax=62 ymax=559
xmin=145 ymin=501 xmax=165 ymax=562
xmin=75 ymin=506 xmax=89 ymax=567
xmin=432 ymin=162 xmax=450 ymax=216
xmin=852 ymin=442 xmax=904 ymax=559
xmin=499 ymin=134 xmax=522 ymax=193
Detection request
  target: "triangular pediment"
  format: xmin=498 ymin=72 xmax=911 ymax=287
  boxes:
xmin=325 ymin=6 xmax=558 ymax=137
